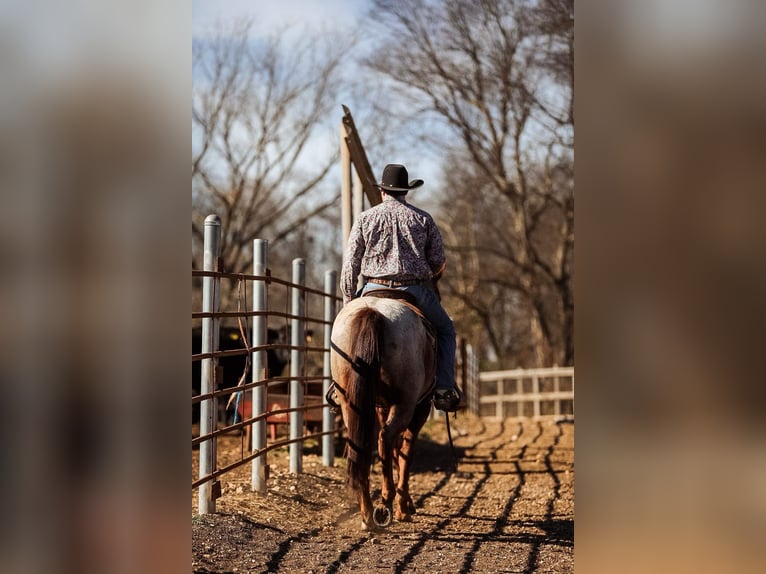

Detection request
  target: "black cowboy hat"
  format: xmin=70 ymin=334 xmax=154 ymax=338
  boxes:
xmin=378 ymin=164 xmax=424 ymax=192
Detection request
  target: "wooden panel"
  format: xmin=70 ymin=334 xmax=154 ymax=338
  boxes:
xmin=341 ymin=105 xmax=381 ymax=207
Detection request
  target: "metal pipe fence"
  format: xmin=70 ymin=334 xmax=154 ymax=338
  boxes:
xmin=192 ymin=217 xmax=343 ymax=514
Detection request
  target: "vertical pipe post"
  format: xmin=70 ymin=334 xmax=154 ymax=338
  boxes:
xmin=251 ymin=239 xmax=268 ymax=493
xmin=199 ymin=214 xmax=221 ymax=514
xmin=289 ymin=258 xmax=306 ymax=474
xmin=322 ymin=270 xmax=337 ymax=467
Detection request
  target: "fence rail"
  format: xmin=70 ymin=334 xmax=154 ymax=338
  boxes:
xmin=477 ymin=366 xmax=574 ymax=420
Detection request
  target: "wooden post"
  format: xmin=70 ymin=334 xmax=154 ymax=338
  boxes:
xmin=459 ymin=338 xmax=468 ymax=395
xmin=340 ymin=119 xmax=353 ymax=247
xmin=341 ymin=105 xmax=381 ymax=207
xmin=533 ymin=375 xmax=540 ymax=419
xmin=352 ymin=168 xmax=363 ymax=221
xmin=351 ymin=169 xmax=364 ymax=292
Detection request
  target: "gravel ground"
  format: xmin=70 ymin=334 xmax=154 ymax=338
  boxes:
xmin=192 ymin=413 xmax=574 ymax=573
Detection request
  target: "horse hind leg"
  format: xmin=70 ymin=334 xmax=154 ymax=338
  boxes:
xmin=393 ymin=431 xmax=417 ymax=522
xmin=376 ymin=407 xmax=395 ymax=508
xmin=394 ymin=401 xmax=431 ymax=522
xmin=357 ymin=478 xmax=375 ymax=531
xmin=374 ymin=426 xmax=396 ymax=528
xmin=376 ymin=406 xmax=412 ymax=527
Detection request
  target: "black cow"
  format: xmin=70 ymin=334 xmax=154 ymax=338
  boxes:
xmin=192 ymin=326 xmax=289 ymax=424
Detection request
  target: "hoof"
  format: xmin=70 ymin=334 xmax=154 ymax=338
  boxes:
xmin=395 ymin=510 xmax=412 ymax=522
xmin=396 ymin=497 xmax=416 ymax=517
xmin=372 ymin=505 xmax=392 ymax=528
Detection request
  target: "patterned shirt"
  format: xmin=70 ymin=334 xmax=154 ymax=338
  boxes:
xmin=341 ymin=194 xmax=445 ymax=302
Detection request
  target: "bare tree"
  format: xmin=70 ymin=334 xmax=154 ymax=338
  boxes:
xmin=192 ymin=23 xmax=351 ymax=303
xmin=366 ymin=0 xmax=573 ymax=367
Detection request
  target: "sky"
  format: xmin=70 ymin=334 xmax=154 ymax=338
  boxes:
xmin=192 ymin=0 xmax=448 ymax=206
xmin=192 ymin=0 xmax=368 ymax=39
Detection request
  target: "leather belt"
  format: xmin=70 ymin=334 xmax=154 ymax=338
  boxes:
xmin=366 ymin=277 xmax=427 ymax=287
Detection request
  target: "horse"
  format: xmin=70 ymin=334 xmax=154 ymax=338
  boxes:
xmin=330 ymin=294 xmax=436 ymax=531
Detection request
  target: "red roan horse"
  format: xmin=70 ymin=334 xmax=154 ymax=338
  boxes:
xmin=330 ymin=295 xmax=435 ymax=530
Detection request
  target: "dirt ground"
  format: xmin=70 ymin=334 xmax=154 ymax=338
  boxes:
xmin=192 ymin=412 xmax=574 ymax=573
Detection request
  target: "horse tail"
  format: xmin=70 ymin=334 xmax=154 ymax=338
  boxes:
xmin=345 ymin=306 xmax=383 ymax=493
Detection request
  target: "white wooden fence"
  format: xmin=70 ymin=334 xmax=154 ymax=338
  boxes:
xmin=477 ymin=366 xmax=574 ymax=420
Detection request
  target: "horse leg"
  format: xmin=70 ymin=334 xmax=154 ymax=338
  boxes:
xmin=376 ymin=407 xmax=395 ymax=512
xmin=357 ymin=475 xmax=375 ymax=531
xmin=394 ymin=400 xmax=431 ymax=522
xmin=376 ymin=405 xmax=413 ymax=527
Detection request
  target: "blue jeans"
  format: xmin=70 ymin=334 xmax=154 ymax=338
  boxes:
xmin=361 ymin=282 xmax=456 ymax=391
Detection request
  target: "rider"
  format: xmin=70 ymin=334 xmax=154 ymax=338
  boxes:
xmin=340 ymin=163 xmax=462 ymax=412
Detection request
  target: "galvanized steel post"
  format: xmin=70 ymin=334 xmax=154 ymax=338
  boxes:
xmin=289 ymin=258 xmax=305 ymax=474
xmin=251 ymin=239 xmax=268 ymax=493
xmin=199 ymin=214 xmax=221 ymax=514
xmin=322 ymin=270 xmax=337 ymax=467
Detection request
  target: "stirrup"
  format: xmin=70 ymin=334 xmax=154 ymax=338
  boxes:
xmin=433 ymin=387 xmax=462 ymax=412
xmin=325 ymin=384 xmax=341 ymax=412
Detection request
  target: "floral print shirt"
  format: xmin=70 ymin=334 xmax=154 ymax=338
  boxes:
xmin=341 ymin=194 xmax=445 ymax=303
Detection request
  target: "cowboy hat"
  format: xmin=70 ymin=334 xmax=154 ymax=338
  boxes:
xmin=377 ymin=164 xmax=424 ymax=192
